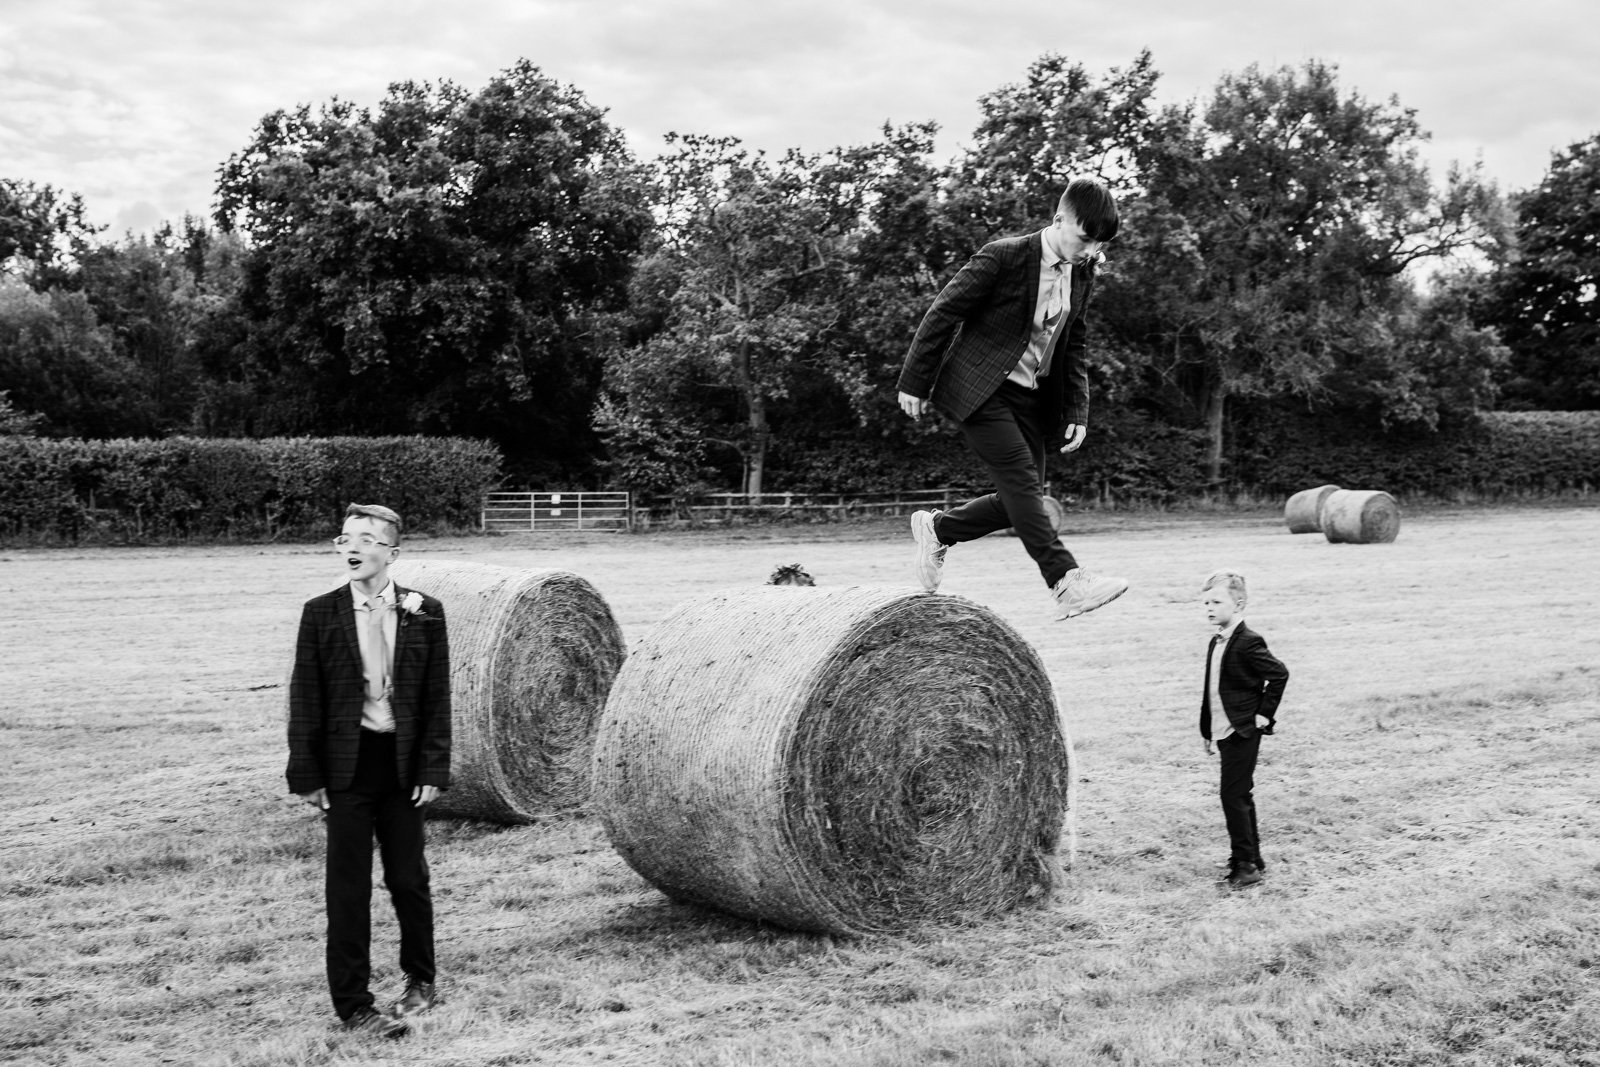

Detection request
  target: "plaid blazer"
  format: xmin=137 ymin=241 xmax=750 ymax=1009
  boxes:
xmin=1200 ymin=623 xmax=1290 ymax=740
xmin=897 ymin=230 xmax=1097 ymax=439
xmin=286 ymin=583 xmax=451 ymax=794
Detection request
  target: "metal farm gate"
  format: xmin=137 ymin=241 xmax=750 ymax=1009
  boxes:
xmin=480 ymin=492 xmax=632 ymax=532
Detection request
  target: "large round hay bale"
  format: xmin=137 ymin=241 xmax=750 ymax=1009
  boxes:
xmin=1283 ymin=484 xmax=1341 ymax=533
xmin=592 ymin=586 xmax=1071 ymax=936
xmin=1321 ymin=490 xmax=1401 ymax=544
xmin=389 ymin=559 xmax=625 ymax=823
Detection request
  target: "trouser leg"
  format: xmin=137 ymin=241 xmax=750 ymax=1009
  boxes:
xmin=1218 ymin=733 xmax=1262 ymax=866
xmin=375 ymin=789 xmax=435 ymax=984
xmin=936 ymin=384 xmax=1076 ymax=587
xmin=324 ymin=784 xmax=377 ymax=1020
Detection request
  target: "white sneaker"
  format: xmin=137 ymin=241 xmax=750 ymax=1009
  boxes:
xmin=1051 ymin=568 xmax=1129 ymax=620
xmin=910 ymin=510 xmax=948 ymax=592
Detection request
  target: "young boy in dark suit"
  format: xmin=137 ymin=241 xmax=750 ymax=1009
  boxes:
xmin=288 ymin=503 xmax=451 ymax=1036
xmin=1199 ymin=570 xmax=1289 ymax=888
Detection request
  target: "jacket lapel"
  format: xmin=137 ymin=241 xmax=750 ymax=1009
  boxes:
xmin=334 ymin=584 xmax=362 ymax=670
xmin=1023 ymin=230 xmax=1044 ymax=336
xmin=390 ymin=584 xmax=410 ymax=714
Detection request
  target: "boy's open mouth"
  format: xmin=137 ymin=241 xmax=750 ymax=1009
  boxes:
xmin=347 ymin=556 xmax=363 ymax=568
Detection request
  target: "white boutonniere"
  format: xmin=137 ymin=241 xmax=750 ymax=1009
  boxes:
xmin=398 ymin=591 xmax=428 ymax=624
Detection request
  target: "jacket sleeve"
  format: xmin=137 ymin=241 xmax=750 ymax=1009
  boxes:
xmin=416 ymin=598 xmax=452 ymax=789
xmin=1243 ymin=634 xmax=1290 ymax=732
xmin=897 ymin=243 xmax=1006 ymax=399
xmin=286 ymin=602 xmax=326 ymax=793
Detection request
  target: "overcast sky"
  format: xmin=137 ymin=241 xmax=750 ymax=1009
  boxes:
xmin=3 ymin=0 xmax=1596 ymax=235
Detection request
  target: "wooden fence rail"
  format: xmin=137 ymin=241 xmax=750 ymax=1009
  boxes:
xmin=662 ymin=487 xmax=987 ymax=523
xmin=481 ymin=487 xmax=1015 ymax=532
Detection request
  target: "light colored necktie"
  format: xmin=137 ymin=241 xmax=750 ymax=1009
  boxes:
xmin=363 ymin=596 xmax=391 ymax=702
xmin=1043 ymin=261 xmax=1068 ymax=324
xmin=1038 ymin=261 xmax=1069 ymax=379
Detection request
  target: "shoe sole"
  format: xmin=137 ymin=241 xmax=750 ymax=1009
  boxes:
xmin=1055 ymin=582 xmax=1129 ymax=620
xmin=911 ymin=512 xmax=945 ymax=593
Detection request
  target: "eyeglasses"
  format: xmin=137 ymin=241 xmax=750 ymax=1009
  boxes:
xmin=331 ymin=535 xmax=394 ymax=548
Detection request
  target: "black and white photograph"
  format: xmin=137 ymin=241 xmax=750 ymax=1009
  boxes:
xmin=4 ymin=1 xmax=1598 ymax=1063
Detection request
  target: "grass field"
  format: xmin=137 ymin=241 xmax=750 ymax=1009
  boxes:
xmin=3 ymin=503 xmax=1599 ymax=1066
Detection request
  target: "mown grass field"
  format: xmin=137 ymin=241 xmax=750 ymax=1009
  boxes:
xmin=3 ymin=503 xmax=1598 ymax=1066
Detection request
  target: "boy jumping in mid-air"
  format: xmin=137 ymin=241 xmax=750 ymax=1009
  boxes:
xmin=896 ymin=177 xmax=1128 ymax=620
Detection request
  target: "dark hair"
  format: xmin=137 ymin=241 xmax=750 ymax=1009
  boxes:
xmin=766 ymin=563 xmax=815 ymax=587
xmin=1058 ymin=177 xmax=1119 ymax=243
xmin=344 ymin=502 xmax=402 ymax=544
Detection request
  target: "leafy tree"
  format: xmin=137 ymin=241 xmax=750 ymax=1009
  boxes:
xmin=0 ymin=179 xmax=102 ymax=289
xmin=0 ymin=390 xmax=42 ymax=435
xmin=75 ymin=219 xmax=227 ymax=434
xmin=1485 ymin=133 xmax=1600 ymax=409
xmin=1103 ymin=60 xmax=1506 ymax=481
xmin=213 ymin=60 xmax=653 ymax=481
xmin=948 ymin=50 xmax=1166 ymax=238
xmin=602 ymin=134 xmax=866 ymax=495
xmin=0 ymin=277 xmax=148 ymax=437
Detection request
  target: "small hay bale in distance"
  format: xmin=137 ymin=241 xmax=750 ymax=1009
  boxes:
xmin=592 ymin=586 xmax=1071 ymax=936
xmin=390 ymin=559 xmax=625 ymax=823
xmin=1283 ymin=484 xmax=1341 ymax=534
xmin=1321 ymin=490 xmax=1401 ymax=544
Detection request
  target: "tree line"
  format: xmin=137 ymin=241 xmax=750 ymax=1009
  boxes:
xmin=2 ymin=53 xmax=1595 ymax=498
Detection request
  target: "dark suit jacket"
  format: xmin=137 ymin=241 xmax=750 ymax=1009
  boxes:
xmin=1200 ymin=623 xmax=1290 ymax=741
xmin=897 ymin=231 xmax=1097 ymax=442
xmin=287 ymin=584 xmax=451 ymax=794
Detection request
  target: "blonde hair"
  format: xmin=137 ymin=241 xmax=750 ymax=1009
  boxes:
xmin=1201 ymin=569 xmax=1247 ymax=608
xmin=344 ymin=502 xmax=402 ymax=545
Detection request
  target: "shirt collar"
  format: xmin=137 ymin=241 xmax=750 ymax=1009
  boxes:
xmin=1213 ymin=618 xmax=1243 ymax=643
xmin=1040 ymin=231 xmax=1068 ymax=271
xmin=351 ymin=578 xmax=397 ymax=610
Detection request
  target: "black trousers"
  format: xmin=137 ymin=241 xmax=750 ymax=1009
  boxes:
xmin=935 ymin=381 xmax=1077 ymax=588
xmin=324 ymin=730 xmax=435 ymax=1020
xmin=1217 ymin=732 xmax=1263 ymax=867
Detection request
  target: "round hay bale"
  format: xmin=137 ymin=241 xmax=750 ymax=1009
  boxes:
xmin=389 ymin=559 xmax=626 ymax=823
xmin=592 ymin=586 xmax=1071 ymax=936
xmin=1003 ymin=495 xmax=1066 ymax=537
xmin=1321 ymin=490 xmax=1401 ymax=544
xmin=1283 ymin=484 xmax=1341 ymax=534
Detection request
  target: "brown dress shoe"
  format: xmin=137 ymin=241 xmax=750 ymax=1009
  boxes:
xmin=343 ymin=1006 xmax=410 ymax=1038
xmin=394 ymin=976 xmax=439 ymax=1017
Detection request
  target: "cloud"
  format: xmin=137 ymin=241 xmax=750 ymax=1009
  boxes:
xmin=3 ymin=0 xmax=1596 ymax=232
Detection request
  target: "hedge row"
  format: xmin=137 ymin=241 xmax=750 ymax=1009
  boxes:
xmin=773 ymin=409 xmax=1599 ymax=506
xmin=0 ymin=436 xmax=503 ymax=545
xmin=1235 ymin=410 xmax=1600 ymax=499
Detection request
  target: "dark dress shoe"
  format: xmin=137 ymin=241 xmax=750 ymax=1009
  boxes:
xmin=1227 ymin=861 xmax=1263 ymax=888
xmin=343 ymin=1006 xmax=410 ymax=1038
xmin=394 ymin=976 xmax=439 ymax=1017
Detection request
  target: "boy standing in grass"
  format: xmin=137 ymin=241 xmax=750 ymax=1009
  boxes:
xmin=1198 ymin=570 xmax=1289 ymax=888
xmin=288 ymin=503 xmax=451 ymax=1037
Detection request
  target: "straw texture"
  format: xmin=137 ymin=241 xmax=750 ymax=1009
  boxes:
xmin=592 ymin=586 xmax=1071 ymax=936
xmin=390 ymin=559 xmax=625 ymax=823
xmin=1284 ymin=484 xmax=1341 ymax=533
xmin=1321 ymin=489 xmax=1402 ymax=544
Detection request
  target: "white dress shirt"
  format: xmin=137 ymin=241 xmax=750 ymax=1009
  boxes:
xmin=1207 ymin=618 xmax=1242 ymax=741
xmin=1006 ymin=238 xmax=1072 ymax=390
